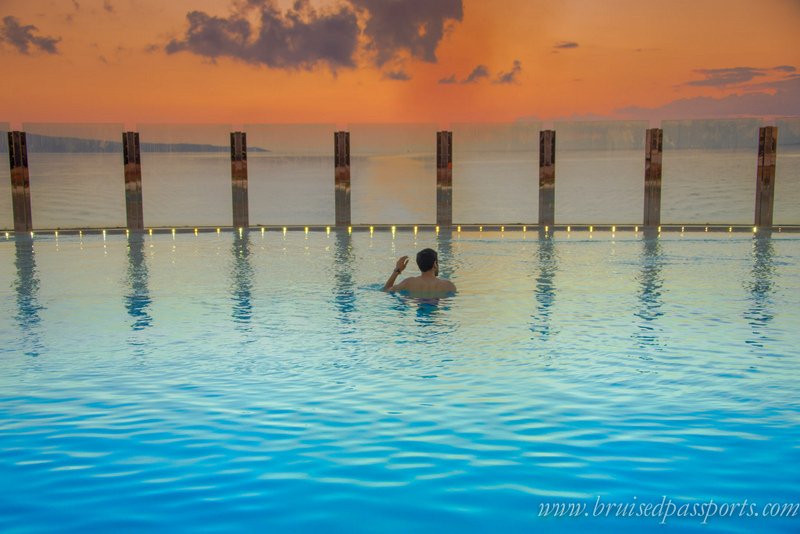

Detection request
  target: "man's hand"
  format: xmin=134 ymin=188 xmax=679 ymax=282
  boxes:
xmin=395 ymin=256 xmax=409 ymax=273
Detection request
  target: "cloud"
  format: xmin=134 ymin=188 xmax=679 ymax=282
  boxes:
xmin=554 ymin=41 xmax=578 ymax=49
xmin=686 ymin=67 xmax=768 ymax=87
xmin=383 ymin=69 xmax=411 ymax=81
xmin=617 ymin=76 xmax=800 ymax=120
xmin=166 ymin=0 xmax=463 ymax=72
xmin=438 ymin=74 xmax=457 ymax=84
xmin=103 ymin=1 xmax=115 ymax=14
xmin=0 ymin=16 xmax=60 ymax=54
xmin=166 ymin=1 xmax=360 ymax=71
xmin=494 ymin=59 xmax=521 ymax=84
xmin=462 ymin=64 xmax=488 ymax=83
xmin=352 ymin=0 xmax=463 ymax=66
xmin=773 ymin=65 xmax=796 ymax=73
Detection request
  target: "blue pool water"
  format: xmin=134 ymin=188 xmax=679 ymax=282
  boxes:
xmin=1 ymin=230 xmax=799 ymax=532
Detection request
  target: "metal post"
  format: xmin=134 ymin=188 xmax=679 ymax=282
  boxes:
xmin=755 ymin=126 xmax=778 ymax=229
xmin=436 ymin=130 xmax=452 ymax=227
xmin=538 ymin=130 xmax=556 ymax=227
xmin=643 ymin=128 xmax=663 ymax=229
xmin=8 ymin=131 xmax=33 ymax=232
xmin=334 ymin=131 xmax=350 ymax=227
xmin=231 ymin=131 xmax=249 ymax=229
xmin=122 ymin=132 xmax=144 ymax=230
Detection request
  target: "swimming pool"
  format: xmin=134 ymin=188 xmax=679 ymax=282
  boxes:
xmin=1 ymin=230 xmax=799 ymax=532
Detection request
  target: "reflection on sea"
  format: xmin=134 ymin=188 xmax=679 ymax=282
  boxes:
xmin=125 ymin=234 xmax=152 ymax=331
xmin=14 ymin=238 xmax=44 ymax=357
xmin=633 ymin=237 xmax=665 ymax=353
xmin=744 ymin=236 xmax=776 ymax=349
xmin=530 ymin=236 xmax=558 ymax=341
xmin=230 ymin=231 xmax=254 ymax=331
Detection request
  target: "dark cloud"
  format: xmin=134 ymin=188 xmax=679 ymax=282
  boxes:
xmin=103 ymin=1 xmax=115 ymax=14
xmin=462 ymin=64 xmax=488 ymax=83
xmin=347 ymin=0 xmax=463 ymax=66
xmin=166 ymin=0 xmax=463 ymax=72
xmin=773 ymin=65 xmax=796 ymax=73
xmin=383 ymin=69 xmax=411 ymax=81
xmin=494 ymin=59 xmax=521 ymax=84
xmin=686 ymin=67 xmax=767 ymax=87
xmin=438 ymin=74 xmax=457 ymax=84
xmin=0 ymin=16 xmax=60 ymax=54
xmin=554 ymin=41 xmax=578 ymax=49
xmin=617 ymin=76 xmax=800 ymax=120
xmin=166 ymin=1 xmax=360 ymax=71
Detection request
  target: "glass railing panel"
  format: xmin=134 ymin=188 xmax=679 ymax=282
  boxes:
xmin=452 ymin=122 xmax=540 ymax=224
xmin=349 ymin=123 xmax=436 ymax=224
xmin=137 ymin=124 xmax=232 ymax=228
xmin=245 ymin=124 xmax=334 ymax=225
xmin=775 ymin=118 xmax=800 ymax=225
xmin=23 ymin=123 xmax=124 ymax=229
xmin=662 ymin=119 xmax=760 ymax=224
xmin=554 ymin=121 xmax=646 ymax=224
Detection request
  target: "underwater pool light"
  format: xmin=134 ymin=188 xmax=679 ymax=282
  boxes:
xmin=457 ymin=225 xmax=461 ymax=232
xmin=326 ymin=226 xmax=331 ymax=235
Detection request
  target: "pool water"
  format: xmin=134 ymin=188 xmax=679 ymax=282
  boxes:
xmin=1 ymin=230 xmax=799 ymax=532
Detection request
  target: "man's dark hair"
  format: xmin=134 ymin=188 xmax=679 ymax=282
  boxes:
xmin=416 ymin=248 xmax=438 ymax=273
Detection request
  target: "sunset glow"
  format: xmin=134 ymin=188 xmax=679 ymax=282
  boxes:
xmin=1 ymin=0 xmax=798 ymax=125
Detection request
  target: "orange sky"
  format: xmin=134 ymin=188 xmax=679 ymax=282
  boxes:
xmin=0 ymin=0 xmax=798 ymax=126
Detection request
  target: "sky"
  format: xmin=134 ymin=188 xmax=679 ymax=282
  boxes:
xmin=0 ymin=0 xmax=798 ymax=126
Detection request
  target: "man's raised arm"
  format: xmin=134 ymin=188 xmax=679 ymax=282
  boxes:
xmin=383 ymin=256 xmax=409 ymax=292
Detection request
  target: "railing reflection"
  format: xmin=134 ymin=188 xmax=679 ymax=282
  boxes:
xmin=633 ymin=237 xmax=665 ymax=352
xmin=230 ymin=232 xmax=254 ymax=331
xmin=333 ymin=230 xmax=356 ymax=331
xmin=14 ymin=238 xmax=44 ymax=356
xmin=530 ymin=236 xmax=558 ymax=341
xmin=744 ymin=236 xmax=776 ymax=349
xmin=125 ymin=234 xmax=152 ymax=331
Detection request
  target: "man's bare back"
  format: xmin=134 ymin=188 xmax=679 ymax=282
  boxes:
xmin=383 ymin=249 xmax=456 ymax=296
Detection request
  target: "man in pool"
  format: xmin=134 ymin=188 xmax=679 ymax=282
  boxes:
xmin=383 ymin=248 xmax=457 ymax=295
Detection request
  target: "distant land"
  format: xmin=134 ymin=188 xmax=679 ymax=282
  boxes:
xmin=12 ymin=134 xmax=269 ymax=154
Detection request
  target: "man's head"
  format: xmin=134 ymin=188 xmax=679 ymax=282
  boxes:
xmin=416 ymin=248 xmax=438 ymax=274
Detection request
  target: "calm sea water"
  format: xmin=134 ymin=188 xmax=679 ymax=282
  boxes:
xmin=2 ymin=148 xmax=798 ymax=230
xmin=1 ymin=230 xmax=799 ymax=532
